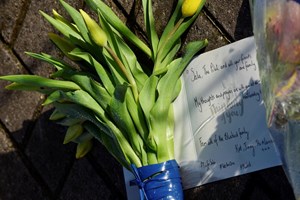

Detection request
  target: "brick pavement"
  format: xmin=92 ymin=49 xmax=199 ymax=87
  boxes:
xmin=0 ymin=0 xmax=296 ymax=199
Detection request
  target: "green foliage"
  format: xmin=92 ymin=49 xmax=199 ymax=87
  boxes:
xmin=0 ymin=0 xmax=207 ymax=169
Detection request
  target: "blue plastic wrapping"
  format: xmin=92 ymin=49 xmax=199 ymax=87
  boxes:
xmin=130 ymin=159 xmax=183 ymax=200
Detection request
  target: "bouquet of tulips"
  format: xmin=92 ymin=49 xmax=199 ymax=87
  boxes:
xmin=251 ymin=0 xmax=300 ymax=198
xmin=0 ymin=0 xmax=207 ymax=199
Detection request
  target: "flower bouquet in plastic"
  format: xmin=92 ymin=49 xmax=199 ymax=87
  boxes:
xmin=251 ymin=0 xmax=300 ymax=198
xmin=0 ymin=0 xmax=207 ymax=199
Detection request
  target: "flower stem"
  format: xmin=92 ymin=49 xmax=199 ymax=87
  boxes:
xmin=153 ymin=17 xmax=185 ymax=72
xmin=104 ymin=46 xmax=139 ymax=101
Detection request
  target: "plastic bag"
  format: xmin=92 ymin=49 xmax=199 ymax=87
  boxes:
xmin=251 ymin=0 xmax=300 ymax=199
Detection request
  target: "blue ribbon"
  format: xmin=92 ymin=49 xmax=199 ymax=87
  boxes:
xmin=130 ymin=164 xmax=149 ymax=200
xmin=130 ymin=160 xmax=183 ymax=200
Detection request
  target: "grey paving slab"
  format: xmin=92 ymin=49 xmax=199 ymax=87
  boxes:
xmin=205 ymin=0 xmax=253 ymax=41
xmin=101 ymin=0 xmax=132 ymax=21
xmin=126 ymin=0 xmax=175 ymax=36
xmin=13 ymin=0 xmax=83 ymax=77
xmin=60 ymin=157 xmax=113 ymax=200
xmin=89 ymin=142 xmax=126 ymax=198
xmin=184 ymin=171 xmax=250 ymax=199
xmin=0 ymin=127 xmax=46 ymax=200
xmin=0 ymin=41 xmax=42 ymax=144
xmin=184 ymin=166 xmax=295 ymax=200
xmin=25 ymin=106 xmax=75 ymax=193
xmin=184 ymin=12 xmax=229 ymax=51
xmin=0 ymin=0 xmax=28 ymax=44
xmin=255 ymin=167 xmax=295 ymax=199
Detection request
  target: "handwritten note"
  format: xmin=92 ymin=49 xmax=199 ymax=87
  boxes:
xmin=124 ymin=37 xmax=282 ymax=199
xmin=173 ymin=36 xmax=282 ymax=188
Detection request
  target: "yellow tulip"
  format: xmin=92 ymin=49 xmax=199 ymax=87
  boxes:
xmin=181 ymin=0 xmax=202 ymax=18
xmin=79 ymin=9 xmax=107 ymax=47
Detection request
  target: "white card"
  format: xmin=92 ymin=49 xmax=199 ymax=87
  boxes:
xmin=174 ymin=36 xmax=281 ymax=188
xmin=124 ymin=37 xmax=282 ymax=199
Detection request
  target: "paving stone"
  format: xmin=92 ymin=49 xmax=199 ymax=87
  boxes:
xmin=13 ymin=0 xmax=83 ymax=77
xmin=60 ymin=157 xmax=112 ymax=200
xmin=0 ymin=41 xmax=42 ymax=144
xmin=184 ymin=173 xmax=250 ymax=199
xmin=185 ymin=167 xmax=295 ymax=200
xmin=0 ymin=127 xmax=46 ymax=200
xmin=25 ymin=106 xmax=75 ymax=193
xmin=184 ymin=12 xmax=229 ymax=51
xmin=101 ymin=0 xmax=131 ymax=22
xmin=88 ymin=141 xmax=126 ymax=198
xmin=205 ymin=0 xmax=253 ymax=41
xmin=0 ymin=0 xmax=28 ymax=44
xmin=255 ymin=167 xmax=295 ymax=199
xmin=152 ymin=0 xmax=176 ymax=35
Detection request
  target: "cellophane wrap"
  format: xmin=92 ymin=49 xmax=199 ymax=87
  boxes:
xmin=251 ymin=0 xmax=300 ymax=198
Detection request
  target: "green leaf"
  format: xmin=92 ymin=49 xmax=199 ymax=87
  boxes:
xmin=63 ymin=72 xmax=112 ymax=110
xmin=83 ymin=121 xmax=130 ymax=169
xmin=155 ymin=0 xmax=206 ymax=70
xmin=115 ymin=37 xmax=148 ymax=91
xmin=109 ymin=84 xmax=148 ymax=165
xmin=25 ymin=52 xmax=74 ymax=71
xmin=157 ymin=0 xmax=183 ymax=50
xmin=4 ymin=82 xmax=54 ymax=94
xmin=49 ymin=109 xmax=66 ymax=120
xmin=85 ymin=0 xmax=152 ymax=58
xmin=102 ymin=48 xmax=127 ymax=86
xmin=0 ymin=75 xmax=80 ymax=91
xmin=72 ymin=131 xmax=93 ymax=144
xmin=148 ymin=40 xmax=208 ymax=162
xmin=40 ymin=11 xmax=88 ymax=49
xmin=43 ymin=90 xmax=65 ymax=105
xmin=69 ymin=48 xmax=115 ymax=95
xmin=139 ymin=75 xmax=159 ymax=132
xmin=43 ymin=89 xmax=107 ymax=123
xmin=172 ymin=78 xmax=182 ymax=102
xmin=98 ymin=11 xmax=148 ymax=91
xmin=153 ymin=39 xmax=181 ymax=75
xmin=97 ymin=11 xmax=132 ymax=87
xmin=59 ymin=0 xmax=92 ymax=45
xmin=52 ymin=90 xmax=137 ymax=165
xmin=97 ymin=11 xmax=140 ymax=99
xmin=48 ymin=33 xmax=80 ymax=61
xmin=142 ymin=0 xmax=159 ymax=59
xmin=57 ymin=118 xmax=83 ymax=126
xmin=53 ymin=102 xmax=113 ymax=138
xmin=126 ymin=92 xmax=148 ymax=145
xmin=64 ymin=90 xmax=105 ymax=118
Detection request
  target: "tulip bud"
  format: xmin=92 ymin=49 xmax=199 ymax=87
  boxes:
xmin=48 ymin=33 xmax=80 ymax=61
xmin=52 ymin=9 xmax=79 ymax=32
xmin=52 ymin=9 xmax=67 ymax=23
xmin=76 ymin=140 xmax=92 ymax=159
xmin=181 ymin=0 xmax=202 ymax=18
xmin=49 ymin=109 xmax=66 ymax=121
xmin=79 ymin=9 xmax=107 ymax=47
xmin=63 ymin=123 xmax=83 ymax=144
